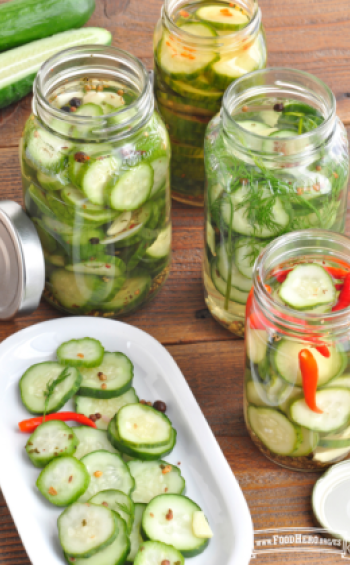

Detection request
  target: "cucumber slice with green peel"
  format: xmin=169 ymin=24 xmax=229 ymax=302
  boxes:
xmin=75 ymin=207 xmax=118 ymax=224
xmin=216 ymin=243 xmax=252 ymax=291
xmin=108 ymin=419 xmax=177 ymax=461
xmin=211 ymin=260 xmax=249 ymax=304
xmin=68 ymin=155 xmax=85 ymax=187
xmin=221 ymin=186 xmax=289 ymax=238
xmin=318 ymin=425 xmax=350 ymax=448
xmin=273 ymin=340 xmax=346 ymax=387
xmin=43 ymin=216 xmax=74 ymax=235
xmin=127 ymin=504 xmax=146 ymax=562
xmin=282 ymin=102 xmax=322 ymax=117
xmin=73 ymin=427 xmax=119 ymax=460
xmin=158 ymin=105 xmax=210 ymax=146
xmin=80 ymin=450 xmax=135 ymax=501
xmin=162 ymin=75 xmax=222 ymax=101
xmin=65 ymin=511 xmax=130 ymax=565
xmin=57 ymin=338 xmax=104 ymax=368
xmin=209 ymin=39 xmax=264 ymax=90
xmin=46 ymin=193 xmax=75 ymax=225
xmin=142 ymin=494 xmax=210 ymax=557
xmin=313 ymin=446 xmax=350 ymax=463
xmin=134 ymin=541 xmax=184 ymax=565
xmin=83 ymin=91 xmax=125 ymax=110
xmin=178 ymin=21 xmax=217 ymax=37
xmin=81 ymin=156 xmax=122 ymax=206
xmin=91 ymin=276 xmax=126 ymax=304
xmin=291 ymin=428 xmax=319 ymax=456
xmin=196 ymin=4 xmax=249 ymax=30
xmin=58 ymin=502 xmax=118 ymax=558
xmin=45 ymin=252 xmax=66 ymax=267
xmin=323 ymin=374 xmax=350 ymax=389
xmin=235 ymin=120 xmax=277 ymax=136
xmin=20 ymin=362 xmax=82 ymax=415
xmin=106 ymin=211 xmax=132 ymax=236
xmin=278 ymin=387 xmax=303 ymax=416
xmin=75 ymin=389 xmax=139 ymax=431
xmin=144 ymin=225 xmax=171 ymax=261
xmin=33 ymin=218 xmax=57 ymax=253
xmin=37 ymin=456 xmax=90 ymax=506
xmin=102 ymin=204 xmax=153 ymax=244
xmin=234 ymin=237 xmax=268 ymax=278
xmin=66 ymin=257 xmax=126 ymax=277
xmin=108 ymin=163 xmax=154 ymax=211
xmin=246 ymin=380 xmax=277 ymax=407
xmin=75 ymin=103 xmax=104 ymax=117
xmin=290 ymin=388 xmax=350 ymax=433
xmin=116 ymin=404 xmax=173 ymax=448
xmin=279 ymin=264 xmax=336 ymax=310
xmin=25 ymin=128 xmax=72 ymax=174
xmin=89 ymin=490 xmax=134 ymax=533
xmin=37 ymin=170 xmax=68 ymax=192
xmin=51 ymin=270 xmax=99 ymax=311
xmin=25 ymin=421 xmax=79 ymax=467
xmin=248 ymin=405 xmax=301 ymax=455
xmin=150 ymin=156 xmax=169 ymax=197
xmin=26 ymin=184 xmax=55 ymax=217
xmin=128 ymin=460 xmax=185 ymax=504
xmin=61 ymin=187 xmax=108 ymax=213
xmin=77 ymin=352 xmax=134 ymax=399
xmin=246 ymin=329 xmax=268 ymax=365
xmin=269 ymin=129 xmax=296 ymax=138
xmin=100 ymin=275 xmax=152 ymax=314
xmin=157 ymin=31 xmax=216 ymax=80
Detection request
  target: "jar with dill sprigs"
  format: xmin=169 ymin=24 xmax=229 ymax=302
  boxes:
xmin=203 ymin=67 xmax=350 ymax=336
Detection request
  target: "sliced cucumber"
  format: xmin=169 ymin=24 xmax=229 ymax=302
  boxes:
xmin=128 ymin=460 xmax=185 ymax=504
xmin=81 ymin=156 xmax=121 ymax=206
xmin=103 ymin=204 xmax=153 ymax=245
xmin=117 ymin=404 xmax=173 ymax=448
xmin=144 ymin=225 xmax=171 ymax=261
xmin=158 ymin=31 xmax=216 ymax=80
xmin=26 ymin=184 xmax=54 ymax=217
xmin=58 ymin=502 xmax=118 ymax=558
xmin=142 ymin=494 xmax=209 ymax=557
xmin=20 ymin=362 xmax=81 ymax=415
xmin=164 ymin=77 xmax=222 ymax=102
xmin=80 ymin=450 xmax=135 ymax=501
xmin=290 ymin=388 xmax=350 ymax=433
xmin=100 ymin=275 xmax=151 ymax=314
xmin=209 ymin=39 xmax=263 ymax=90
xmin=235 ymin=237 xmax=267 ymax=278
xmin=37 ymin=456 xmax=90 ymax=506
xmin=279 ymin=264 xmax=336 ymax=310
xmin=61 ymin=187 xmax=107 ymax=213
xmin=323 ymin=374 xmax=350 ymax=389
xmin=179 ymin=21 xmax=217 ymax=36
xmin=51 ymin=270 xmax=98 ymax=311
xmin=77 ymin=352 xmax=133 ymax=399
xmin=57 ymin=337 xmax=104 ymax=368
xmin=273 ymin=340 xmax=346 ymax=387
xmin=43 ymin=216 xmax=74 ymax=235
xmin=25 ymin=421 xmax=79 ymax=467
xmin=25 ymin=128 xmax=71 ymax=174
xmin=83 ymin=90 xmax=125 ymax=109
xmin=127 ymin=504 xmax=146 ymax=562
xmin=216 ymin=243 xmax=252 ymax=291
xmin=196 ymin=5 xmax=249 ymax=30
xmin=248 ymin=405 xmax=301 ymax=455
xmin=211 ymin=261 xmax=249 ymax=304
xmin=109 ymin=164 xmax=153 ymax=211
xmin=235 ymin=120 xmax=277 ymax=137
xmin=313 ymin=446 xmax=350 ymax=463
xmin=75 ymin=389 xmax=139 ymax=431
xmin=134 ymin=541 xmax=184 ymax=565
xmin=75 ymin=103 xmax=104 ymax=117
xmin=108 ymin=419 xmax=177 ymax=461
xmin=65 ymin=257 xmax=125 ymax=277
xmin=73 ymin=427 xmax=119 ymax=460
xmin=318 ymin=425 xmax=350 ymax=448
xmin=37 ymin=170 xmax=68 ymax=192
xmin=150 ymin=156 xmax=169 ymax=197
xmin=291 ymin=428 xmax=319 ymax=456
xmin=89 ymin=490 xmax=134 ymax=534
xmin=246 ymin=328 xmax=268 ymax=365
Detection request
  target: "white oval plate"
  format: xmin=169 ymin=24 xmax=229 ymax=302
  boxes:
xmin=0 ymin=317 xmax=253 ymax=565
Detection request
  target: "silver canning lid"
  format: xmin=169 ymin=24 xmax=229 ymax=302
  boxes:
xmin=0 ymin=201 xmax=45 ymax=320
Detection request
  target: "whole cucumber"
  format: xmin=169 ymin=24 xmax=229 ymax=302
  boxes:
xmin=0 ymin=0 xmax=96 ymax=52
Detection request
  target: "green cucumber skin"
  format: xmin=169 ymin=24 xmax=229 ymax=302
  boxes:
xmin=78 ymin=380 xmax=133 ymax=400
xmin=0 ymin=0 xmax=95 ymax=52
xmin=108 ymin=420 xmax=177 ymax=461
xmin=0 ymin=72 xmax=37 ymax=109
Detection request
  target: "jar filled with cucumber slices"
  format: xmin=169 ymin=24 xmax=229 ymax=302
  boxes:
xmin=203 ymin=68 xmax=349 ymax=336
xmin=20 ymin=46 xmax=172 ymax=317
xmin=245 ymin=230 xmax=350 ymax=471
xmin=153 ymin=0 xmax=267 ymax=206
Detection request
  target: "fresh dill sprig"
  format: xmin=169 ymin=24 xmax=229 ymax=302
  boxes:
xmin=43 ymin=367 xmax=71 ymax=418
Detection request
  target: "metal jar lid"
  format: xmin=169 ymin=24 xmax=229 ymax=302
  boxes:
xmin=0 ymin=201 xmax=45 ymax=320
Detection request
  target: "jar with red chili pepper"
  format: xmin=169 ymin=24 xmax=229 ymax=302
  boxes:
xmin=20 ymin=46 xmax=171 ymax=317
xmin=245 ymin=229 xmax=350 ymax=471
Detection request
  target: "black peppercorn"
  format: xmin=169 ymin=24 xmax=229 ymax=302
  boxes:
xmin=69 ymin=97 xmax=82 ymax=108
xmin=89 ymin=238 xmax=100 ymax=245
xmin=273 ymin=102 xmax=284 ymax=112
xmin=61 ymin=105 xmax=71 ymax=112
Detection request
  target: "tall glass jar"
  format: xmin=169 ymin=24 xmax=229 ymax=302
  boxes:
xmin=244 ymin=230 xmax=350 ymax=471
xmin=20 ymin=46 xmax=171 ymax=317
xmin=153 ymin=0 xmax=267 ymax=206
xmin=203 ymin=68 xmax=349 ymax=336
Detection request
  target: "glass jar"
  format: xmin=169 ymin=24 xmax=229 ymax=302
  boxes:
xmin=20 ymin=46 xmax=171 ymax=317
xmin=203 ymin=68 xmax=349 ymax=336
xmin=153 ymin=0 xmax=267 ymax=206
xmin=244 ymin=229 xmax=350 ymax=471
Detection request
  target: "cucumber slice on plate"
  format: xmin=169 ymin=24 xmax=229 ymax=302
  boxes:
xmin=248 ymin=405 xmax=301 ymax=455
xmin=50 ymin=270 xmax=99 ymax=312
xmin=144 ymin=225 xmax=171 ymax=261
xmin=290 ymin=388 xmax=350 ymax=433
xmin=100 ymin=275 xmax=152 ymax=314
xmin=116 ymin=404 xmax=173 ymax=448
xmin=273 ymin=340 xmax=346 ymax=387
xmin=36 ymin=456 xmax=90 ymax=506
xmin=142 ymin=494 xmax=210 ymax=557
xmin=108 ymin=163 xmax=154 ymax=211
xmin=279 ymin=264 xmax=336 ymax=310
xmin=157 ymin=31 xmax=216 ymax=80
xmin=127 ymin=504 xmax=146 ymax=562
xmin=75 ymin=388 xmax=139 ymax=430
xmin=128 ymin=460 xmax=185 ymax=504
xmin=58 ymin=502 xmax=118 ymax=558
xmin=108 ymin=419 xmax=177 ymax=461
xmin=25 ymin=420 xmax=79 ymax=467
xmin=57 ymin=337 xmax=104 ymax=368
xmin=89 ymin=490 xmax=135 ymax=533
xmin=134 ymin=541 xmax=184 ymax=565
xmin=211 ymin=260 xmax=249 ymax=304
xmin=196 ymin=4 xmax=249 ymax=30
xmin=80 ymin=156 xmax=121 ymax=206
xmin=77 ymin=352 xmax=134 ymax=399
xmin=80 ymin=450 xmax=135 ymax=501
xmin=65 ymin=511 xmax=130 ymax=565
xmin=73 ymin=427 xmax=119 ymax=459
xmin=216 ymin=243 xmax=252 ymax=291
xmin=20 ymin=362 xmax=81 ymax=414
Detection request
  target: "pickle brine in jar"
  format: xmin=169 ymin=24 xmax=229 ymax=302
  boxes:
xmin=203 ymin=68 xmax=350 ymax=336
xmin=153 ymin=0 xmax=267 ymax=206
xmin=21 ymin=46 xmax=171 ymax=317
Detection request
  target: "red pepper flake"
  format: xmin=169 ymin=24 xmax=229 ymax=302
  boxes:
xmin=179 ymin=9 xmax=190 ymax=17
xmin=48 ymin=487 xmax=58 ymax=496
xmin=74 ymin=152 xmax=90 ymax=163
xmin=166 ymin=509 xmax=173 ymax=521
xmin=77 ymin=353 xmax=84 ymax=359
xmin=68 ymin=476 xmax=73 ymax=483
xmin=316 ymin=165 xmax=322 ymax=171
xmin=220 ymin=7 xmax=233 ymax=16
xmin=105 ymin=264 xmax=111 ymax=269
xmin=333 ymin=171 xmax=339 ymax=179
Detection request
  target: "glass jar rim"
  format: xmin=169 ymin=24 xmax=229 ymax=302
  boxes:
xmin=163 ymin=0 xmax=261 ymax=49
xmin=33 ymin=45 xmax=154 ymax=142
xmin=222 ymin=67 xmax=336 ymax=144
xmin=253 ymin=229 xmax=350 ymax=337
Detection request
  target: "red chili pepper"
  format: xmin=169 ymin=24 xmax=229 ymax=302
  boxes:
xmin=325 ymin=266 xmax=350 ymax=279
xmin=314 ymin=344 xmax=330 ymax=358
xmin=332 ymin=273 xmax=350 ymax=312
xmin=335 ymin=283 xmax=344 ymax=291
xmin=273 ymin=269 xmax=292 ymax=283
xmin=298 ymin=349 xmax=323 ymax=414
xmin=18 ymin=412 xmax=97 ymax=433
xmin=246 ymin=286 xmax=272 ymax=330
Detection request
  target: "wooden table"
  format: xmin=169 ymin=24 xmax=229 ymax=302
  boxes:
xmin=1 ymin=0 xmax=350 ymax=563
